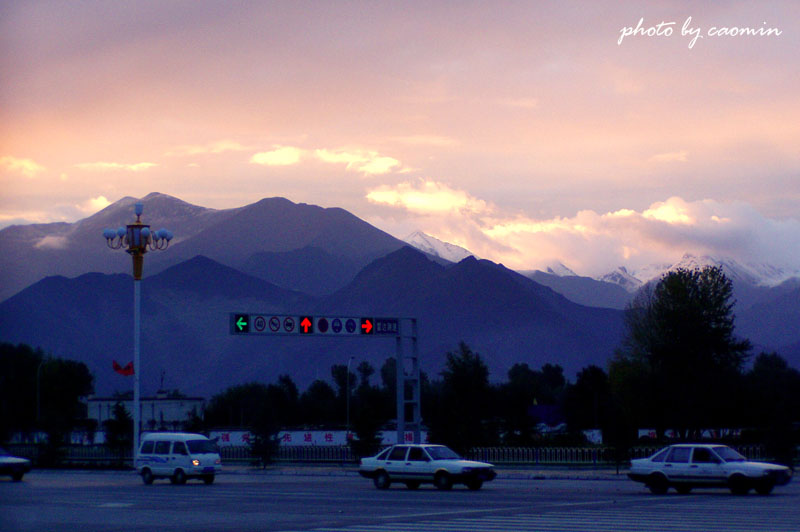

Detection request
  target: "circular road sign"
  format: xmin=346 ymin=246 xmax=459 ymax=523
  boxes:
xmin=254 ymin=316 xmax=267 ymax=332
xmin=318 ymin=318 xmax=329 ymax=333
xmin=269 ymin=316 xmax=281 ymax=332
xmin=345 ymin=318 xmax=356 ymax=333
xmin=332 ymin=318 xmax=342 ymax=333
xmin=283 ymin=317 xmax=295 ymax=333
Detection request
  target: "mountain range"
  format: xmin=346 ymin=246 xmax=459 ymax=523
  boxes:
xmin=1 ymin=193 xmax=798 ymax=397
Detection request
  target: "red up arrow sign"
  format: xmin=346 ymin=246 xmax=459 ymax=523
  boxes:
xmin=300 ymin=316 xmax=313 ymax=334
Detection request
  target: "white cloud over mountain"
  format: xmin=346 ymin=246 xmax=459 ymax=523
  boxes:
xmin=366 ymin=181 xmax=800 ymax=276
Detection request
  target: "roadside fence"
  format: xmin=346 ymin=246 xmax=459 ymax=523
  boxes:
xmin=8 ymin=443 xmax=767 ymax=468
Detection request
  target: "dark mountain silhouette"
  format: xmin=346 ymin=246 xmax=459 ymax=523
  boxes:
xmin=523 ymin=270 xmax=632 ymax=310
xmin=0 ymin=249 xmax=626 ymax=397
xmin=240 ymin=246 xmax=362 ymax=296
xmin=0 ymin=193 xmax=407 ymax=300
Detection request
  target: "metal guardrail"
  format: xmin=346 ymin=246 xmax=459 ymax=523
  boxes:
xmin=468 ymin=445 xmax=766 ymax=465
xmin=7 ymin=443 xmax=767 ymax=467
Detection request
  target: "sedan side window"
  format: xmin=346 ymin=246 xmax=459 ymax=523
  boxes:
xmin=666 ymin=447 xmax=691 ymax=463
xmin=388 ymin=446 xmax=408 ymax=461
xmin=407 ymin=447 xmax=428 ymax=462
xmin=692 ymin=448 xmax=720 ymax=464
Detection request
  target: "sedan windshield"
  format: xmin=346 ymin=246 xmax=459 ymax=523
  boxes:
xmin=426 ymin=446 xmax=461 ymax=460
xmin=713 ymin=446 xmax=746 ymax=462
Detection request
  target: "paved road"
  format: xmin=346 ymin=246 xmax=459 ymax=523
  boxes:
xmin=1 ymin=470 xmax=798 ymax=531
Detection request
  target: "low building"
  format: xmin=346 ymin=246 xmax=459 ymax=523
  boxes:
xmin=88 ymin=390 xmax=205 ymax=432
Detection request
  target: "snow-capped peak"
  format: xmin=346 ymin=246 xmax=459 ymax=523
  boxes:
xmin=599 ymin=267 xmax=643 ymax=293
xmin=544 ymin=262 xmax=578 ymax=277
xmin=403 ymin=231 xmax=475 ymax=263
xmin=599 ymin=253 xmax=800 ymax=291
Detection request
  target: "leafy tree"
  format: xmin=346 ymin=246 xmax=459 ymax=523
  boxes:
xmin=497 ymin=363 xmax=539 ymax=444
xmin=0 ymin=343 xmax=93 ymax=463
xmin=103 ymin=402 xmax=132 ymax=463
xmin=349 ymin=364 xmax=391 ymax=458
xmin=299 ymin=379 xmax=338 ymax=427
xmin=427 ymin=342 xmax=497 ymax=453
xmin=0 ymin=343 xmax=43 ymax=440
xmin=563 ymin=365 xmax=611 ymax=432
xmin=742 ymin=353 xmax=800 ymax=464
xmin=356 ymin=361 xmax=375 ymax=390
xmin=611 ymin=266 xmax=751 ymax=438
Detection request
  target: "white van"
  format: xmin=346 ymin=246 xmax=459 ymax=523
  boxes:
xmin=136 ymin=432 xmax=222 ymax=485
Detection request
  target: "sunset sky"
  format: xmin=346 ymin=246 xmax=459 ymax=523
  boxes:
xmin=2 ymin=1 xmax=798 ymax=275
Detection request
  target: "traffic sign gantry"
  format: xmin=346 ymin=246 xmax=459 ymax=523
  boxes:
xmin=229 ymin=313 xmax=420 ymax=445
xmin=229 ymin=314 xmax=399 ymax=336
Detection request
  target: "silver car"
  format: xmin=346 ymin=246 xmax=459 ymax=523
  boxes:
xmin=359 ymin=444 xmax=496 ymax=490
xmin=628 ymin=444 xmax=792 ymax=495
xmin=0 ymin=447 xmax=32 ymax=481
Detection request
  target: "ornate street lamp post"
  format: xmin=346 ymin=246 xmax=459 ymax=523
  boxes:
xmin=103 ymin=202 xmax=172 ymax=463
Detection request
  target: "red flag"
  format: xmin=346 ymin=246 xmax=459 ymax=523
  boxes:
xmin=113 ymin=360 xmax=134 ymax=376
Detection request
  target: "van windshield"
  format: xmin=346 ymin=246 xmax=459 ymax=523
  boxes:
xmin=187 ymin=439 xmax=218 ymax=454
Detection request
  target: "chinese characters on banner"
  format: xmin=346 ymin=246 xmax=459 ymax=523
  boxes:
xmin=210 ymin=430 xmax=427 ymax=447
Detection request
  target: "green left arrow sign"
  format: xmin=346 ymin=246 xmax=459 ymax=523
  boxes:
xmin=233 ymin=314 xmax=249 ymax=333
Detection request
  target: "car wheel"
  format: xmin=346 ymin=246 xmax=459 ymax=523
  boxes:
xmin=171 ymin=469 xmax=187 ymax=485
xmin=465 ymin=480 xmax=483 ymax=491
xmin=647 ymin=473 xmax=669 ymax=495
xmin=373 ymin=470 xmax=391 ymax=490
xmin=755 ymin=481 xmax=774 ymax=495
xmin=728 ymin=474 xmax=750 ymax=495
xmin=141 ymin=469 xmax=154 ymax=485
xmin=203 ymin=475 xmax=215 ymax=485
xmin=11 ymin=471 xmax=24 ymax=482
xmin=434 ymin=472 xmax=453 ymax=491
xmin=675 ymin=485 xmax=692 ymax=495
xmin=404 ymin=481 xmax=420 ymax=490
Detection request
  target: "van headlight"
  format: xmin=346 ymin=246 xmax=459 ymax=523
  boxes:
xmin=192 ymin=459 xmax=200 ymax=466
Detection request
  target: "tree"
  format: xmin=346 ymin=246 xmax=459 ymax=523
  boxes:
xmin=563 ymin=365 xmax=611 ymax=432
xmin=299 ymin=380 xmax=338 ymax=427
xmin=103 ymin=402 xmax=132 ymax=464
xmin=611 ymin=266 xmax=751 ymax=437
xmin=0 ymin=343 xmax=93 ymax=462
xmin=743 ymin=353 xmax=800 ymax=465
xmin=427 ymin=342 xmax=497 ymax=452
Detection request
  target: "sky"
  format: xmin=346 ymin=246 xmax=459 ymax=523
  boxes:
xmin=1 ymin=1 xmax=799 ymax=276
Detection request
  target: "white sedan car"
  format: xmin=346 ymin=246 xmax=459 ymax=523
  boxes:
xmin=359 ymin=444 xmax=496 ymax=490
xmin=0 ymin=447 xmax=32 ymax=481
xmin=628 ymin=444 xmax=792 ymax=495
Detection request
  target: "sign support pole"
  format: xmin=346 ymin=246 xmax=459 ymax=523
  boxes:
xmin=396 ymin=318 xmax=421 ymax=444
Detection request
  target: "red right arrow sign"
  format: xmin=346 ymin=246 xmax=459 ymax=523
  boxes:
xmin=360 ymin=318 xmax=373 ymax=334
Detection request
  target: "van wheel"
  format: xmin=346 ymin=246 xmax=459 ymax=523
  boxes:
xmin=141 ymin=469 xmax=154 ymax=485
xmin=171 ymin=469 xmax=187 ymax=485
xmin=203 ymin=475 xmax=215 ymax=485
